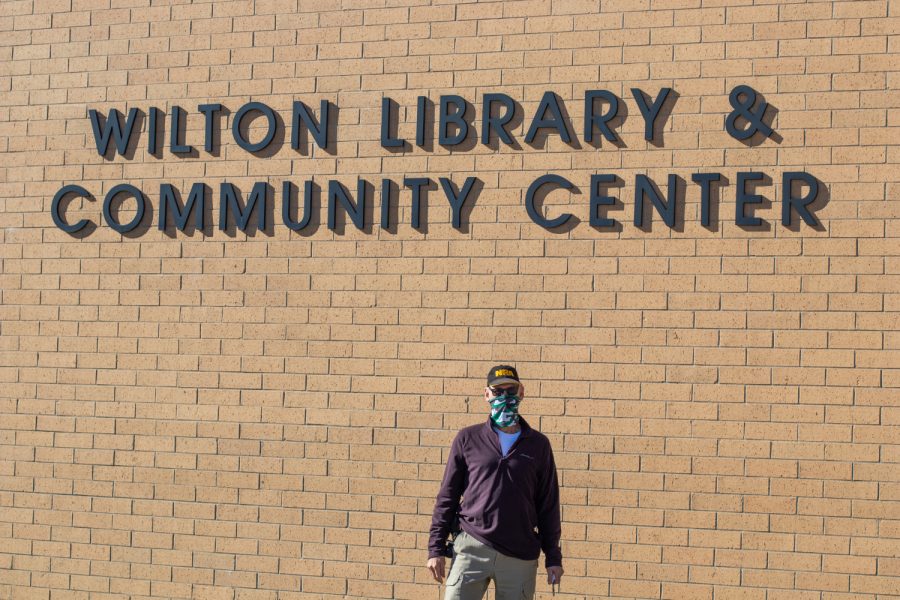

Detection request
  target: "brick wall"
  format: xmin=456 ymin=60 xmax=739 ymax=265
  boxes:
xmin=1 ymin=1 xmax=898 ymax=599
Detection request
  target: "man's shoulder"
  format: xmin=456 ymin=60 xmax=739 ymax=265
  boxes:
xmin=527 ymin=427 xmax=552 ymax=447
xmin=450 ymin=421 xmax=491 ymax=449
xmin=520 ymin=417 xmax=550 ymax=442
xmin=457 ymin=421 xmax=486 ymax=439
xmin=520 ymin=421 xmax=556 ymax=456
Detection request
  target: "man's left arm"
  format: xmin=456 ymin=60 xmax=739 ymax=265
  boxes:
xmin=536 ymin=439 xmax=562 ymax=570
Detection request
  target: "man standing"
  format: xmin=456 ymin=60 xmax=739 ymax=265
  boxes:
xmin=427 ymin=365 xmax=564 ymax=600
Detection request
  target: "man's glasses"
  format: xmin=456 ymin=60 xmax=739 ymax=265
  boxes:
xmin=490 ymin=386 xmax=519 ymax=397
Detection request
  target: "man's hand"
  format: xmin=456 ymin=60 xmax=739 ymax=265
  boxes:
xmin=547 ymin=565 xmax=564 ymax=586
xmin=427 ymin=556 xmax=446 ymax=582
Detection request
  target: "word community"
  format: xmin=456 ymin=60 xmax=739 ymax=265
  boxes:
xmin=51 ymin=85 xmax=824 ymax=235
xmin=51 ymin=177 xmax=479 ymax=234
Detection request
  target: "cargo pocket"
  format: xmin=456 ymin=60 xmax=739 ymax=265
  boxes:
xmin=521 ymin=580 xmax=535 ymax=599
xmin=521 ymin=561 xmax=538 ymax=599
xmin=444 ymin=545 xmax=467 ymax=589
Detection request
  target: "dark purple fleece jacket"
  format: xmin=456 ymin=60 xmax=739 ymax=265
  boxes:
xmin=428 ymin=416 xmax=563 ymax=568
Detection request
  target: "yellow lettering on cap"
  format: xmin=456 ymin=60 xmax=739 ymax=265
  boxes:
xmin=496 ymin=369 xmax=514 ymax=377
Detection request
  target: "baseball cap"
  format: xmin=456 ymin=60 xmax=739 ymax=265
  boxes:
xmin=487 ymin=365 xmax=520 ymax=386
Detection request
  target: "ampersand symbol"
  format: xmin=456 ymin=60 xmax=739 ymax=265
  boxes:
xmin=725 ymin=85 xmax=774 ymax=141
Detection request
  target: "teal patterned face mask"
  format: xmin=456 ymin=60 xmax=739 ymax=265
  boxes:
xmin=490 ymin=394 xmax=520 ymax=428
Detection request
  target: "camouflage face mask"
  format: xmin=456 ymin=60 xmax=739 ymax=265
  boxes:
xmin=490 ymin=394 xmax=520 ymax=428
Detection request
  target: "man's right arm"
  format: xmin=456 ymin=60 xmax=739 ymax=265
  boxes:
xmin=535 ymin=438 xmax=562 ymax=568
xmin=428 ymin=431 xmax=467 ymax=559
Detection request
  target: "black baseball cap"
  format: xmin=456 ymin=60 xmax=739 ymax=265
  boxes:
xmin=487 ymin=365 xmax=520 ymax=386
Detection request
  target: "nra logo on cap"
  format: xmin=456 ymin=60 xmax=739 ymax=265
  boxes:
xmin=487 ymin=365 xmax=519 ymax=384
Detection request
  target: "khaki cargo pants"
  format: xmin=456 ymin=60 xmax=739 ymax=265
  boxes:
xmin=444 ymin=530 xmax=539 ymax=600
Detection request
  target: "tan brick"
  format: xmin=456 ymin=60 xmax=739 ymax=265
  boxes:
xmin=1 ymin=1 xmax=898 ymax=597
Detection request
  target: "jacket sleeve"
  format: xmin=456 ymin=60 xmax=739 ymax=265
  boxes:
xmin=428 ymin=431 xmax=467 ymax=559
xmin=536 ymin=438 xmax=562 ymax=568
